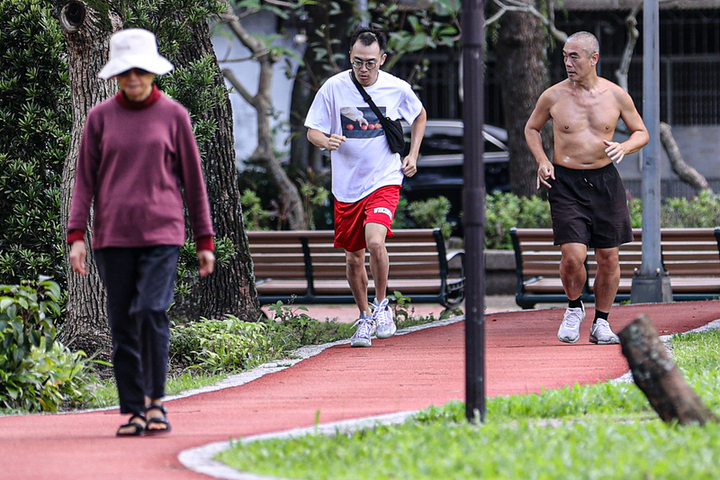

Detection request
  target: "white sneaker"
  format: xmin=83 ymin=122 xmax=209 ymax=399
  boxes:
xmin=589 ymin=318 xmax=620 ymax=345
xmin=372 ymin=298 xmax=396 ymax=339
xmin=350 ymin=314 xmax=375 ymax=347
xmin=557 ymin=303 xmax=585 ymax=343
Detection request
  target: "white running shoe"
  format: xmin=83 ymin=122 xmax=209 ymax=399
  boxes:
xmin=350 ymin=314 xmax=375 ymax=347
xmin=372 ymin=298 xmax=396 ymax=339
xmin=589 ymin=318 xmax=620 ymax=345
xmin=557 ymin=302 xmax=585 ymax=344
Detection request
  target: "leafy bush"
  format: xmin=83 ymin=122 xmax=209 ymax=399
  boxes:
xmin=170 ymin=315 xmax=271 ymax=373
xmin=0 ymin=0 xmax=71 ymax=285
xmin=485 ymin=192 xmax=552 ymax=249
xmin=484 ymin=190 xmax=720 ymax=250
xmin=660 ymin=190 xmax=720 ymax=228
xmin=0 ymin=279 xmax=96 ymax=412
xmin=394 ymin=196 xmax=456 ymax=240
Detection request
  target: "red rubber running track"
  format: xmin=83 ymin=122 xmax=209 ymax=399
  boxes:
xmin=2 ymin=300 xmax=719 ymax=479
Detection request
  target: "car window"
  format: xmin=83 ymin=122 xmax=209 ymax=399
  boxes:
xmin=485 ymin=135 xmax=506 ymax=153
xmin=420 ymin=134 xmax=463 ymax=156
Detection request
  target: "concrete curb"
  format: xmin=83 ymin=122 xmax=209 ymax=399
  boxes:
xmin=178 ymin=410 xmax=418 ymax=480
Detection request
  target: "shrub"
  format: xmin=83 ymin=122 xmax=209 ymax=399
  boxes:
xmin=0 ymin=278 xmax=96 ymax=412
xmin=660 ymin=190 xmax=720 ymax=228
xmin=394 ymin=196 xmax=456 ymax=240
xmin=170 ymin=315 xmax=271 ymax=373
xmin=485 ymin=192 xmax=552 ymax=249
xmin=0 ymin=0 xmax=71 ymax=286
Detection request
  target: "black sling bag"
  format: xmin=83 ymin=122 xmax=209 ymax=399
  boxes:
xmin=350 ymin=72 xmax=406 ymax=155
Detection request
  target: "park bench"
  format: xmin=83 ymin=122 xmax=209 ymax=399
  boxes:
xmin=510 ymin=227 xmax=720 ymax=309
xmin=247 ymin=228 xmax=465 ymax=308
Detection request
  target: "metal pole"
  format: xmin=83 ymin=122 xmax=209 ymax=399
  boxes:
xmin=631 ymin=0 xmax=672 ymax=303
xmin=462 ymin=0 xmax=486 ymax=423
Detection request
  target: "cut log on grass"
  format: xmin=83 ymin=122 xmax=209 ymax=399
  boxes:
xmin=618 ymin=315 xmax=718 ymax=426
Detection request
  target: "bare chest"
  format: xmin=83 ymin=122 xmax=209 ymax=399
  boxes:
xmin=550 ymin=89 xmax=620 ymax=134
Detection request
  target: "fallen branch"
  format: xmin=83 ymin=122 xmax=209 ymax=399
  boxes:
xmin=618 ymin=315 xmax=718 ymax=425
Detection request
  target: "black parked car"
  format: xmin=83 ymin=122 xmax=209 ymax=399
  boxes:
xmin=402 ymin=119 xmax=510 ymax=230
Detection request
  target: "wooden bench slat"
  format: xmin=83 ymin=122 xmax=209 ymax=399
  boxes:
xmin=249 ymin=228 xmax=464 ymax=307
xmin=512 ymin=227 xmax=720 ymax=308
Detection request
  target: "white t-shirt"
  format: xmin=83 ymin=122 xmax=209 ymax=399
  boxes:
xmin=305 ymin=70 xmax=424 ymax=203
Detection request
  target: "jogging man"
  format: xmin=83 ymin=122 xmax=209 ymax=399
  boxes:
xmin=305 ymin=27 xmax=427 ymax=347
xmin=524 ymin=31 xmax=649 ymax=345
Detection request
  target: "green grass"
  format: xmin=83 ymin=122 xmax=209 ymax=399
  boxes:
xmin=216 ymin=329 xmax=720 ymax=480
xmin=88 ymin=371 xmax=226 ymax=408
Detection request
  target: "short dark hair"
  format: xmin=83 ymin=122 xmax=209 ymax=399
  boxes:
xmin=349 ymin=27 xmax=387 ymax=53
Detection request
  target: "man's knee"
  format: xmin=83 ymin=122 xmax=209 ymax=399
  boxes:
xmin=365 ymin=236 xmax=386 ymax=256
xmin=345 ymin=250 xmax=365 ymax=270
xmin=560 ymin=255 xmax=585 ymax=273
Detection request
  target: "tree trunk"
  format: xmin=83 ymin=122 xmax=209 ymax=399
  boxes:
xmin=289 ymin=67 xmax=323 ymax=174
xmin=169 ymin=19 xmax=262 ymax=321
xmin=288 ymin=2 xmax=349 ymax=174
xmin=496 ymin=1 xmax=552 ymax=198
xmin=220 ymin=3 xmax=307 ymax=230
xmin=55 ymin=1 xmax=123 ymax=360
xmin=619 ymin=314 xmax=718 ymax=425
xmin=659 ymin=122 xmax=712 ymax=194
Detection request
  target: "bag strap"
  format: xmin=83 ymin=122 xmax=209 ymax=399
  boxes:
xmin=350 ymin=71 xmax=394 ymax=132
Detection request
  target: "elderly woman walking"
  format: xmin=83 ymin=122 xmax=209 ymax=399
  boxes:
xmin=67 ymin=28 xmax=216 ymax=436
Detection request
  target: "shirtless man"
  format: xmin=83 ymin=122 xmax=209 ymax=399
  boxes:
xmin=524 ymin=31 xmax=649 ymax=345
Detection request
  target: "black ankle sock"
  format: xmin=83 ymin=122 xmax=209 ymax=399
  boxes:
xmin=594 ymin=310 xmax=609 ymax=324
xmin=568 ymin=297 xmax=583 ymax=309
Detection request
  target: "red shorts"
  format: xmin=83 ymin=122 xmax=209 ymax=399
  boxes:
xmin=334 ymin=185 xmax=401 ymax=251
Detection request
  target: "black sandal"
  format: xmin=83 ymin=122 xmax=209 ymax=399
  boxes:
xmin=144 ymin=403 xmax=171 ymax=435
xmin=116 ymin=413 xmax=146 ymax=437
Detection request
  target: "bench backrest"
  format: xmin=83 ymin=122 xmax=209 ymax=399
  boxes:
xmin=247 ymin=229 xmax=447 ymax=283
xmin=512 ymin=227 xmax=720 ymax=280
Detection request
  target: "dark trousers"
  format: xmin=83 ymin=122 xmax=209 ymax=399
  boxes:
xmin=94 ymin=245 xmax=180 ymax=416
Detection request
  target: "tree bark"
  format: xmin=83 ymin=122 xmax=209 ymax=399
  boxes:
xmin=169 ymin=18 xmax=262 ymax=322
xmin=55 ymin=0 xmax=123 ymax=360
xmin=659 ymin=122 xmax=712 ymax=194
xmin=495 ymin=1 xmax=552 ymax=198
xmin=619 ymin=314 xmax=718 ymax=425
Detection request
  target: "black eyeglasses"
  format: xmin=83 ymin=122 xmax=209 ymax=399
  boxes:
xmin=351 ymin=59 xmax=378 ymax=70
xmin=118 ymin=68 xmax=151 ymax=77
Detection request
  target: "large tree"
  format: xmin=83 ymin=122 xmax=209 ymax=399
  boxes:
xmin=491 ymin=0 xmax=556 ymax=198
xmin=219 ymin=1 xmax=308 ymax=229
xmin=53 ymin=0 xmax=260 ymax=358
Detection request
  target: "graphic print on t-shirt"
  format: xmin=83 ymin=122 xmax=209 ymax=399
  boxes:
xmin=341 ymin=106 xmax=386 ymax=138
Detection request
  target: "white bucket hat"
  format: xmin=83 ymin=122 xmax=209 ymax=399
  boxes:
xmin=98 ymin=28 xmax=174 ymax=80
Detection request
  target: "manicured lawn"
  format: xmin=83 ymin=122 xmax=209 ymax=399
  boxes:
xmin=216 ymin=329 xmax=720 ymax=480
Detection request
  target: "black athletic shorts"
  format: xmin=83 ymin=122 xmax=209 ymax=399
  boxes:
xmin=548 ymin=163 xmax=633 ymax=248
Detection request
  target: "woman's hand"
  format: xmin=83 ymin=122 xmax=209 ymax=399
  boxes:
xmin=69 ymin=241 xmax=87 ymax=276
xmin=197 ymin=250 xmax=216 ymax=277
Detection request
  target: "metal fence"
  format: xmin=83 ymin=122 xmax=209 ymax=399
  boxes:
xmin=395 ymin=8 xmax=720 ymax=128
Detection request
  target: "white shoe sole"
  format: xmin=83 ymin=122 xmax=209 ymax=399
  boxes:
xmin=589 ymin=335 xmax=619 ymax=345
xmin=376 ymin=326 xmax=396 ymax=339
xmin=557 ymin=334 xmax=580 ymax=344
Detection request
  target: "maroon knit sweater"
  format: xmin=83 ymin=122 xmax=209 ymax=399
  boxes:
xmin=68 ymin=85 xmax=215 ymax=251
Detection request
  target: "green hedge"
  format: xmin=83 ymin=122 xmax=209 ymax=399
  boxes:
xmin=485 ymin=190 xmax=720 ymax=250
xmin=0 ymin=0 xmax=71 ymax=286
